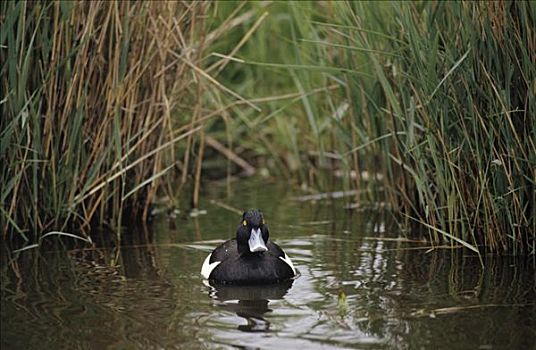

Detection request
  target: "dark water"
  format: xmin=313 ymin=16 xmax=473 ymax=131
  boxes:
xmin=2 ymin=179 xmax=535 ymax=349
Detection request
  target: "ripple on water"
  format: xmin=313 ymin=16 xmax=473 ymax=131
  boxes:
xmin=2 ymin=179 xmax=536 ymax=349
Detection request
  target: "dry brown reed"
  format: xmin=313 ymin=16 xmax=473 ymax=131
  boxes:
xmin=1 ymin=1 xmax=214 ymax=240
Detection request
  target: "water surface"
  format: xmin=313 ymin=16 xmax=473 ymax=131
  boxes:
xmin=2 ymin=179 xmax=535 ymax=349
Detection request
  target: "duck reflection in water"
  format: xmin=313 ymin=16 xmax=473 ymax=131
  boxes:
xmin=206 ymin=280 xmax=294 ymax=332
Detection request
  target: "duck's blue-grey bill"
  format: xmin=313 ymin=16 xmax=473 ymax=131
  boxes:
xmin=248 ymin=228 xmax=268 ymax=252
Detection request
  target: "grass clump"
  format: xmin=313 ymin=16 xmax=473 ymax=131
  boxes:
xmin=207 ymin=1 xmax=535 ymax=254
xmin=333 ymin=1 xmax=535 ymax=254
xmin=0 ymin=1 xmax=209 ymax=241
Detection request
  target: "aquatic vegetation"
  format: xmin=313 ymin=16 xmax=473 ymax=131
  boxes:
xmin=1 ymin=1 xmax=211 ymax=240
xmin=1 ymin=1 xmax=534 ymax=255
xmin=209 ymin=2 xmax=535 ymax=255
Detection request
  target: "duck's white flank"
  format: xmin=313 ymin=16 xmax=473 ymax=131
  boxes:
xmin=201 ymin=253 xmax=221 ymax=279
xmin=279 ymin=253 xmax=296 ymax=275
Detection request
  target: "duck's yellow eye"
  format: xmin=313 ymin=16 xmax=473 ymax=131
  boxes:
xmin=262 ymin=219 xmax=266 ymax=225
xmin=242 ymin=220 xmax=247 ymax=226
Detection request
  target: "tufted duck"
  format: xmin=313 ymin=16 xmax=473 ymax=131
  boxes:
xmin=201 ymin=209 xmax=296 ymax=284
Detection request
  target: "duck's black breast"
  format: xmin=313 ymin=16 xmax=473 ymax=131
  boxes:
xmin=209 ymin=239 xmax=238 ymax=264
xmin=209 ymin=240 xmax=294 ymax=285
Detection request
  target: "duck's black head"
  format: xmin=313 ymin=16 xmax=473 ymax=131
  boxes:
xmin=236 ymin=209 xmax=269 ymax=255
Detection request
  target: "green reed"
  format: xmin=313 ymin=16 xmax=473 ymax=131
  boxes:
xmin=337 ymin=1 xmax=534 ymax=254
xmin=208 ymin=1 xmax=535 ymax=254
